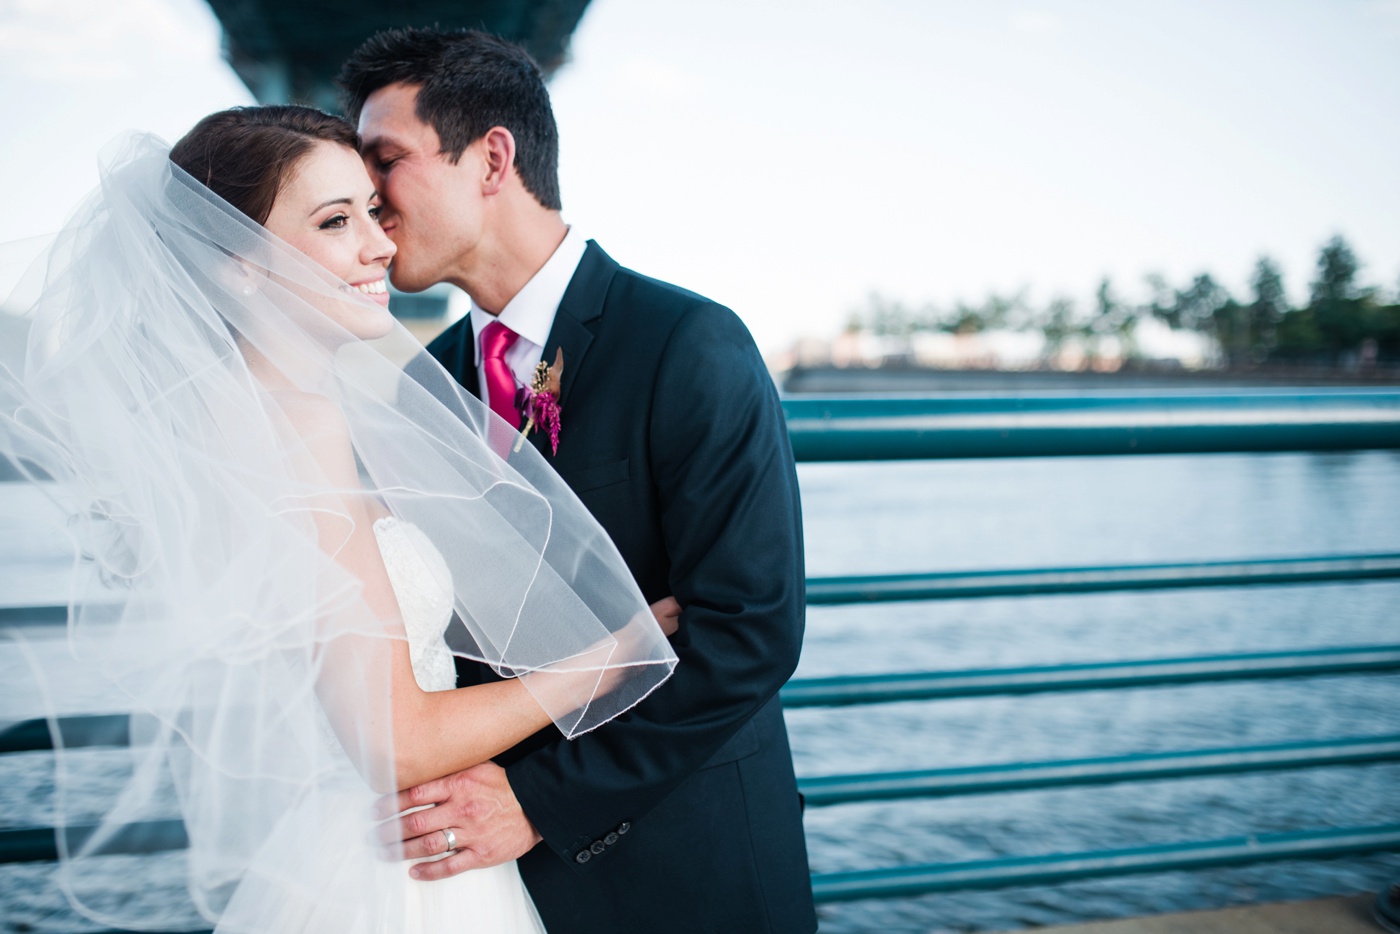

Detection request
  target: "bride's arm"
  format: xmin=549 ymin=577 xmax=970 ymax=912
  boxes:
xmin=283 ymin=394 xmax=555 ymax=792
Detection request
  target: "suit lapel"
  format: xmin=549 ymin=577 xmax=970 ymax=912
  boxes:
xmin=455 ymin=317 xmax=483 ymax=402
xmin=527 ymin=242 xmax=620 ymax=456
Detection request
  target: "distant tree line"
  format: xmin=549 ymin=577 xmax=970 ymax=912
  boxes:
xmin=849 ymin=235 xmax=1400 ymax=369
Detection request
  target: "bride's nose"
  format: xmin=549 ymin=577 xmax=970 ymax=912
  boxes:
xmin=364 ymin=223 xmax=397 ymax=266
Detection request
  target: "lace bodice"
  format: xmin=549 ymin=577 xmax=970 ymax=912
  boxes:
xmin=373 ymin=516 xmax=457 ymax=693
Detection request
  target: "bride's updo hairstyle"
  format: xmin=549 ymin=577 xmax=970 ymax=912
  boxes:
xmin=169 ymin=105 xmax=360 ymax=225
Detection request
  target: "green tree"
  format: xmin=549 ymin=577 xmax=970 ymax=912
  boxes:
xmin=1040 ymin=296 xmax=1077 ymax=361
xmin=946 ymin=300 xmax=986 ymax=335
xmin=1308 ymin=235 xmax=1369 ymax=358
xmin=1173 ymin=273 xmax=1232 ymax=335
xmin=852 ymin=292 xmax=917 ymax=337
xmin=1081 ymin=277 xmax=1139 ymax=365
xmin=1245 ymin=256 xmax=1288 ymax=362
xmin=1143 ymin=273 xmax=1176 ymax=327
xmin=1310 ymin=236 xmax=1359 ymax=304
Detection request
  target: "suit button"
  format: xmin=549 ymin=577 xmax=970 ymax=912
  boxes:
xmin=590 ymin=841 xmax=606 ymax=855
xmin=617 ymin=822 xmax=631 ymax=835
xmin=604 ymin=833 xmax=619 ymax=845
xmin=575 ymin=850 xmax=591 ymax=864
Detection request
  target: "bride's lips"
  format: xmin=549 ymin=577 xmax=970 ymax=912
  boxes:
xmin=345 ymin=276 xmax=391 ymax=307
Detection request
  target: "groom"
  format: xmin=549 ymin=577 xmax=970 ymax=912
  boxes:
xmin=340 ymin=29 xmax=816 ymax=934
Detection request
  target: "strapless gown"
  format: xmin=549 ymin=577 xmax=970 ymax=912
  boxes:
xmin=214 ymin=517 xmax=546 ymax=933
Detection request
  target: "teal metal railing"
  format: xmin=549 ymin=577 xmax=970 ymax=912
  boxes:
xmin=783 ymin=389 xmax=1400 ymax=902
xmin=783 ymin=390 xmax=1400 ymax=460
xmin=808 ymin=554 xmax=1400 ymax=603
xmin=809 ymin=826 xmax=1400 ymax=903
xmin=4 ymin=390 xmax=1400 ymax=927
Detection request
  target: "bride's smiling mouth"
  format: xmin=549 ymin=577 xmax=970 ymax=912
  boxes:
xmin=345 ymin=277 xmax=391 ymax=307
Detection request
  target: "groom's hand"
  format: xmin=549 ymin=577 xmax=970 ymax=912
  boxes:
xmin=650 ymin=595 xmax=682 ymax=636
xmin=374 ymin=761 xmax=542 ymax=880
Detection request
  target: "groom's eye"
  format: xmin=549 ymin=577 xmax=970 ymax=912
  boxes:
xmin=319 ymin=214 xmax=349 ymax=230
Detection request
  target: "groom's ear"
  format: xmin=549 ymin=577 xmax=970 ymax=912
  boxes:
xmin=478 ymin=127 xmax=517 ymax=197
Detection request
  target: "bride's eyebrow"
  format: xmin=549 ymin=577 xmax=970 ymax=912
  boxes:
xmin=308 ymin=197 xmax=353 ymax=216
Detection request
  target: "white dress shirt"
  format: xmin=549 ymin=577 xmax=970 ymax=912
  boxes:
xmin=469 ymin=225 xmax=588 ymax=407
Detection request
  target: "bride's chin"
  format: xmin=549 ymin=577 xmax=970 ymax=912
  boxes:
xmin=325 ymin=291 xmax=397 ymax=340
xmin=349 ymin=306 xmax=396 ymax=341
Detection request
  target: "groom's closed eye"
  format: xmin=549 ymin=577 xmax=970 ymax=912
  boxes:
xmin=368 ymin=151 xmax=401 ymax=172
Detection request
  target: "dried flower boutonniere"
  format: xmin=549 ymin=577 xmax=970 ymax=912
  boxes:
xmin=513 ymin=348 xmax=564 ymax=455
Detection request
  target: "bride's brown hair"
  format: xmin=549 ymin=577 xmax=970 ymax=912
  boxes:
xmin=169 ymin=106 xmax=361 ymax=225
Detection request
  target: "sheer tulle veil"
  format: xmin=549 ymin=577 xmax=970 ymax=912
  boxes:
xmin=0 ymin=133 xmax=676 ymax=930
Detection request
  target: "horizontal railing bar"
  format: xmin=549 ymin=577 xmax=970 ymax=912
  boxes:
xmin=810 ymin=823 xmax=1400 ymax=902
xmin=9 ymin=649 xmax=1399 ymax=756
xmin=0 ymin=714 xmax=130 ymax=753
xmin=14 ymin=553 xmax=1400 ymax=630
xmin=783 ymin=391 xmax=1400 ymax=461
xmin=0 ymin=818 xmax=187 ymax=864
xmin=8 ymin=393 xmax=1400 ymax=480
xmin=11 ymin=552 xmax=1400 ymax=631
xmin=808 ymin=553 xmax=1400 ymax=604
xmin=780 ymin=645 xmax=1400 ymax=707
xmin=799 ymin=735 xmax=1400 ymax=805
xmin=0 ymin=605 xmax=69 ymax=625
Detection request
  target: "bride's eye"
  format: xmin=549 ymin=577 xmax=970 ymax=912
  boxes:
xmin=319 ymin=214 xmax=349 ymax=230
xmin=368 ymin=205 xmax=383 ymax=224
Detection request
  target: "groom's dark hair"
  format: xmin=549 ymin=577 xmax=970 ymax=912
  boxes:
xmin=338 ymin=28 xmax=561 ymax=211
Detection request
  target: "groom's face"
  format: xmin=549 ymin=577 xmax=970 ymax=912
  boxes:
xmin=358 ymin=83 xmax=485 ymax=293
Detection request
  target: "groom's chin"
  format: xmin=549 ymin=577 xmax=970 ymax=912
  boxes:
xmin=387 ymin=264 xmax=432 ymax=294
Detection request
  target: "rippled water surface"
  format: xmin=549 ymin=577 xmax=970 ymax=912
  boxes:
xmin=795 ymin=452 xmax=1400 ymax=932
xmin=4 ymin=451 xmax=1400 ymax=932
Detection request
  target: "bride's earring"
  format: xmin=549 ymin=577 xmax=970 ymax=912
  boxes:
xmin=232 ymin=263 xmax=257 ymax=297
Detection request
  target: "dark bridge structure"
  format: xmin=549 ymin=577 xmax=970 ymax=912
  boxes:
xmin=204 ymin=0 xmax=591 ymax=111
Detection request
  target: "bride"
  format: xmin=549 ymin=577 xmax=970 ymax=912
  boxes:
xmin=0 ymin=106 xmax=677 ymax=932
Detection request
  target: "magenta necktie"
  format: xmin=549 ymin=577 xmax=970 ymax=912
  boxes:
xmin=480 ymin=320 xmax=522 ymax=429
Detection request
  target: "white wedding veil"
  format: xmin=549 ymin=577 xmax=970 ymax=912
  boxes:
xmin=0 ymin=133 xmax=675 ymax=930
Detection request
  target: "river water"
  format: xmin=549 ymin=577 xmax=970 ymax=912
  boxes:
xmin=3 ymin=451 xmax=1400 ymax=932
xmin=794 ymin=451 xmax=1400 ymax=932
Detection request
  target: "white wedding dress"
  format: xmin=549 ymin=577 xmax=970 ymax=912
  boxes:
xmin=214 ymin=517 xmax=546 ymax=933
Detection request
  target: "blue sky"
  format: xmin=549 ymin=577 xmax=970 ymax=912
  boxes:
xmin=3 ymin=0 xmax=1398 ymax=352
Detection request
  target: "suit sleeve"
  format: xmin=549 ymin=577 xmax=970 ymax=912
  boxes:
xmin=504 ymin=302 xmax=805 ymax=869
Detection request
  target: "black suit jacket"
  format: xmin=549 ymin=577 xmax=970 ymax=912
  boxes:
xmin=426 ymin=241 xmax=815 ymax=934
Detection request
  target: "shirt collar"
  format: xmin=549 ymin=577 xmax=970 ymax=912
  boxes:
xmin=470 ymin=226 xmax=588 ymax=366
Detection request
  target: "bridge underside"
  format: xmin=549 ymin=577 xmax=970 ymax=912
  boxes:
xmin=204 ymin=0 xmax=592 ymax=111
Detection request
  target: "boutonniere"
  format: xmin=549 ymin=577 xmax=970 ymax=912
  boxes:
xmin=513 ymin=348 xmax=564 ymax=455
